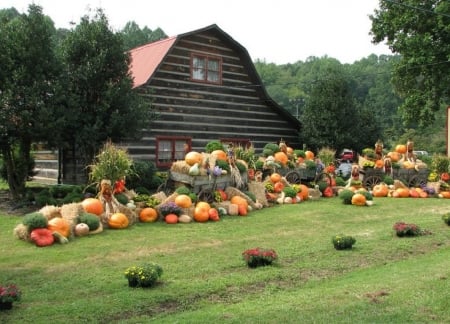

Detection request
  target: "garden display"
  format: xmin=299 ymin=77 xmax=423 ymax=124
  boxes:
xmin=10 ymin=139 xmax=450 ymax=248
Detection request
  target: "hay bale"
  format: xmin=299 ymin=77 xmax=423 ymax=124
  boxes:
xmin=180 ymin=206 xmax=195 ymax=218
xmin=13 ymin=224 xmax=30 ymax=242
xmin=117 ymin=204 xmax=138 ymax=225
xmin=247 ymin=182 xmax=268 ymax=207
xmin=225 ymin=186 xmax=258 ymax=209
xmin=39 ymin=205 xmax=62 ymax=220
xmin=171 ymin=160 xmax=191 ymax=174
xmin=151 ymin=191 xmax=167 ymax=204
xmin=60 ymin=203 xmax=83 ymax=226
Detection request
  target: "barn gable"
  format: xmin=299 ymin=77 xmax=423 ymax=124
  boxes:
xmin=124 ymin=24 xmax=301 ymax=168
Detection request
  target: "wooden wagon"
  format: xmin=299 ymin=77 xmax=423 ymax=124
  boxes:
xmin=157 ymin=170 xmax=248 ymax=203
xmin=362 ymin=167 xmax=429 ymax=189
xmin=265 ymin=166 xmax=332 ymax=187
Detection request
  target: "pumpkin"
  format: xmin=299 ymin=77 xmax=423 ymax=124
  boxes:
xmin=409 ymin=188 xmax=420 ymax=198
xmin=178 ymin=214 xmax=192 ymax=223
xmin=274 ymin=152 xmax=288 ymax=166
xmin=297 ymin=184 xmax=309 ymax=201
xmin=402 ymin=161 xmax=415 ymax=169
xmin=30 ymin=228 xmax=54 ymax=247
xmin=208 ymin=208 xmax=220 ymax=221
xmin=174 ymin=194 xmax=192 ymax=208
xmin=351 ymin=193 xmax=367 ymax=206
xmin=165 ymin=213 xmax=178 ymax=224
xmin=48 ymin=217 xmax=70 ymax=238
xmin=194 ymin=206 xmax=210 ymax=222
xmin=441 ymin=173 xmax=450 ymax=182
xmin=395 ymin=144 xmax=407 ymax=154
xmin=372 ymin=184 xmax=388 ymax=197
xmin=185 ymin=151 xmax=203 ymax=166
xmin=273 ymin=181 xmax=285 ymax=193
xmin=323 ymin=186 xmax=333 ymax=197
xmin=439 ymin=191 xmax=450 ymax=199
xmin=74 ymin=223 xmax=90 ymax=236
xmin=108 ymin=212 xmax=129 ymax=229
xmin=387 ymin=151 xmax=401 ymax=162
xmin=211 ymin=150 xmax=227 ymax=161
xmin=230 ymin=196 xmax=248 ymax=210
xmin=395 ymin=188 xmax=410 ymax=198
xmin=196 ymin=201 xmax=211 ymax=211
xmin=139 ymin=207 xmax=158 ymax=223
xmin=270 ymin=173 xmax=282 ymax=183
xmin=374 ymin=159 xmax=384 ymax=169
xmin=81 ymin=198 xmax=103 ymax=216
xmin=305 ymin=151 xmax=315 ymax=160
xmin=237 ymin=204 xmax=248 ymax=216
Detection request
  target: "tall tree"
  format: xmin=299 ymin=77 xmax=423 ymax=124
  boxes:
xmin=60 ymin=9 xmax=154 ymax=181
xmin=300 ymin=65 xmax=363 ymax=153
xmin=120 ymin=21 xmax=167 ymax=50
xmin=0 ymin=4 xmax=60 ymax=199
xmin=370 ymin=0 xmax=450 ymax=127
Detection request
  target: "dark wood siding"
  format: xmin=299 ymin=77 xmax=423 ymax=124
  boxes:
xmin=123 ymin=30 xmax=300 ymax=164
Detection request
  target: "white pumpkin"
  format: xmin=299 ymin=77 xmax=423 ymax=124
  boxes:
xmin=75 ymin=223 xmax=90 ymax=236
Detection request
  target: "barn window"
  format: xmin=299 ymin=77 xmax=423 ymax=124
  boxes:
xmin=156 ymin=136 xmax=191 ymax=167
xmin=191 ymin=54 xmax=221 ymax=84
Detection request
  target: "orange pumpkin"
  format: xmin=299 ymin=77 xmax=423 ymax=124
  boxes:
xmin=351 ymin=193 xmax=367 ymax=206
xmin=230 ymin=196 xmax=248 ymax=210
xmin=419 ymin=191 xmax=428 ymax=198
xmin=211 ymin=150 xmax=227 ymax=161
xmin=297 ymin=184 xmax=309 ymax=201
xmin=395 ymin=188 xmax=410 ymax=198
xmin=81 ymin=198 xmax=103 ymax=216
xmin=30 ymin=228 xmax=54 ymax=247
xmin=274 ymin=151 xmax=288 ymax=166
xmin=374 ymin=159 xmax=384 ymax=169
xmin=270 ymin=172 xmax=282 ymax=183
xmin=305 ymin=151 xmax=315 ymax=160
xmin=108 ymin=212 xmax=129 ymax=229
xmin=409 ymin=188 xmax=420 ymax=198
xmin=174 ymin=194 xmax=192 ymax=208
xmin=196 ymin=201 xmax=211 ymax=211
xmin=208 ymin=208 xmax=220 ymax=221
xmin=185 ymin=151 xmax=203 ymax=166
xmin=441 ymin=173 xmax=450 ymax=182
xmin=237 ymin=204 xmax=248 ymax=216
xmin=165 ymin=213 xmax=178 ymax=224
xmin=387 ymin=151 xmax=401 ymax=162
xmin=139 ymin=207 xmax=158 ymax=223
xmin=48 ymin=217 xmax=70 ymax=238
xmin=273 ymin=181 xmax=285 ymax=193
xmin=372 ymin=184 xmax=388 ymax=197
xmin=395 ymin=144 xmax=407 ymax=154
xmin=440 ymin=191 xmax=450 ymax=199
xmin=194 ymin=206 xmax=210 ymax=222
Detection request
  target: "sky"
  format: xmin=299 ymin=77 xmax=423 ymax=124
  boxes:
xmin=2 ymin=0 xmax=392 ymax=64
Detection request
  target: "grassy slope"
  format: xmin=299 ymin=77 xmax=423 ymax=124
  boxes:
xmin=0 ymin=197 xmax=449 ymax=323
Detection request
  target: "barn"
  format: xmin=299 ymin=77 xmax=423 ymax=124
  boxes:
xmin=122 ymin=24 xmax=301 ymax=169
xmin=34 ymin=24 xmax=301 ymax=184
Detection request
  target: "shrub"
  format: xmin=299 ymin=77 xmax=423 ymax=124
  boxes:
xmin=22 ymin=212 xmax=48 ymax=231
xmin=205 ymin=140 xmax=224 ymax=153
xmin=124 ymin=263 xmax=163 ymax=288
xmin=332 ymin=235 xmax=356 ymax=250
xmin=126 ymin=160 xmax=158 ymax=190
xmin=242 ymin=247 xmax=278 ymax=268
xmin=339 ymin=189 xmax=355 ymax=205
xmin=393 ymin=222 xmax=431 ymax=237
xmin=442 ymin=213 xmax=450 ymax=226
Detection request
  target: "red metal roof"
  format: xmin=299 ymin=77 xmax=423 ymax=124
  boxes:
xmin=129 ymin=36 xmax=177 ymax=88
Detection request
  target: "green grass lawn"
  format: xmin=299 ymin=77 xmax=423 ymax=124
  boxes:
xmin=1 ymin=197 xmax=449 ymax=323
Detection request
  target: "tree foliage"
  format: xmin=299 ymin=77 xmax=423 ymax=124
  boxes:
xmin=370 ymin=0 xmax=450 ymax=127
xmin=59 ymin=9 xmax=154 ymax=175
xmin=120 ymin=21 xmax=167 ymax=51
xmin=0 ymin=4 xmax=60 ymax=198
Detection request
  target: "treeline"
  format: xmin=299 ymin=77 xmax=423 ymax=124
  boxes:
xmin=254 ymin=55 xmax=446 ymax=154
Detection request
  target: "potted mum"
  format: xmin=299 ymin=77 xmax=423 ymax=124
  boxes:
xmin=124 ymin=263 xmax=163 ymax=288
xmin=0 ymin=284 xmax=21 ymax=310
xmin=332 ymin=234 xmax=356 ymax=250
xmin=242 ymin=247 xmax=278 ymax=268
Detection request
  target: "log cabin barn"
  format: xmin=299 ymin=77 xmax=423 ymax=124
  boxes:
xmin=34 ymin=24 xmax=301 ymax=184
xmin=122 ymin=24 xmax=301 ymax=169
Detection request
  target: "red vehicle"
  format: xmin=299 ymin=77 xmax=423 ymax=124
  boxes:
xmin=339 ymin=149 xmax=355 ymax=162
